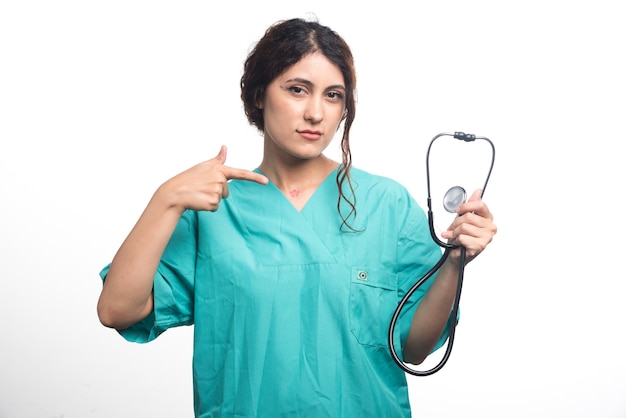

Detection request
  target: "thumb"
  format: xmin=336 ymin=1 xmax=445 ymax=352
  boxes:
xmin=215 ymin=145 xmax=227 ymax=164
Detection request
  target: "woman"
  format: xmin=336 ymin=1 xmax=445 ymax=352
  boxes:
xmin=97 ymin=17 xmax=497 ymax=417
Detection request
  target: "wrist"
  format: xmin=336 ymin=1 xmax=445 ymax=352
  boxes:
xmin=152 ymin=182 xmax=187 ymax=216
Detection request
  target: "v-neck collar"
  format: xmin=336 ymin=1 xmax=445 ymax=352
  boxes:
xmin=254 ymin=166 xmax=339 ymax=214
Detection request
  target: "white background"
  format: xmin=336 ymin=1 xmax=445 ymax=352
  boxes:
xmin=1 ymin=1 xmax=625 ymax=417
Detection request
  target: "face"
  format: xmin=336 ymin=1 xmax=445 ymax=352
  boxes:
xmin=260 ymin=52 xmax=346 ymax=162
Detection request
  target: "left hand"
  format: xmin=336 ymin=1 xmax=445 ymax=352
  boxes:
xmin=440 ymin=189 xmax=497 ymax=265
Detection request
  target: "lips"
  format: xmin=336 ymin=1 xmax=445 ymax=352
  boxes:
xmin=298 ymin=130 xmax=323 ymax=141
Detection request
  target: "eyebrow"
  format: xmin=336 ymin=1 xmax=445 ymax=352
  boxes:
xmin=285 ymin=77 xmax=346 ymax=91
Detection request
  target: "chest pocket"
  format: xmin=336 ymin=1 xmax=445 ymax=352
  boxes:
xmin=349 ymin=267 xmax=398 ymax=347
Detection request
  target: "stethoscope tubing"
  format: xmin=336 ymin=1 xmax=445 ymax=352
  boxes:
xmin=388 ymin=132 xmax=495 ymax=376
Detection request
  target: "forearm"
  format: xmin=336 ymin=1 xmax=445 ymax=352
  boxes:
xmin=97 ymin=189 xmax=184 ymax=329
xmin=402 ymin=259 xmax=460 ymax=364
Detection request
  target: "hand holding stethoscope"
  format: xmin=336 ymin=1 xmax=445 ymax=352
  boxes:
xmin=440 ymin=188 xmax=496 ymax=265
xmin=388 ymin=132 xmax=497 ymax=376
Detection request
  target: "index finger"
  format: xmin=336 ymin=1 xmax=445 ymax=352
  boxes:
xmin=223 ymin=166 xmax=269 ymax=185
xmin=458 ymin=197 xmax=491 ymax=220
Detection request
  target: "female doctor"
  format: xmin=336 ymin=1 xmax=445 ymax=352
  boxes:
xmin=97 ymin=17 xmax=497 ymax=418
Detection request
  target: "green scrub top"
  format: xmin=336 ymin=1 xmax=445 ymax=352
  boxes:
xmin=100 ymin=167 xmax=449 ymax=418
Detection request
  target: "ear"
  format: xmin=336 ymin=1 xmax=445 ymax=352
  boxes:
xmin=255 ymin=90 xmax=265 ymax=110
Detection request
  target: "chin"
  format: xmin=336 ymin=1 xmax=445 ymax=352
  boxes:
xmin=286 ymin=145 xmax=329 ymax=161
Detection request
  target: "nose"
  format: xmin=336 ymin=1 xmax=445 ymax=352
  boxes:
xmin=304 ymin=97 xmax=323 ymax=123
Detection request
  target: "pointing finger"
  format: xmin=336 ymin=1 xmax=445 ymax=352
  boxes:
xmin=223 ymin=166 xmax=269 ymax=185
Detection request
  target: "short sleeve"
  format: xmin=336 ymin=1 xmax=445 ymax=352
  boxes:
xmin=394 ymin=190 xmax=456 ymax=357
xmin=98 ymin=210 xmax=198 ymax=343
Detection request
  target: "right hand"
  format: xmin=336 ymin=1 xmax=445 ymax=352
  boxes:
xmin=157 ymin=145 xmax=268 ymax=212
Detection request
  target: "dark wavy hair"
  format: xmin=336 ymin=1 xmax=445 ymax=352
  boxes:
xmin=240 ymin=17 xmax=358 ymax=231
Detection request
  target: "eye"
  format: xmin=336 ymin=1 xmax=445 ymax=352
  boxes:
xmin=326 ymin=91 xmax=344 ymax=101
xmin=288 ymin=86 xmax=307 ymax=95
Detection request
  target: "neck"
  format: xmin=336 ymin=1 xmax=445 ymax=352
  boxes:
xmin=258 ymin=154 xmax=338 ymax=192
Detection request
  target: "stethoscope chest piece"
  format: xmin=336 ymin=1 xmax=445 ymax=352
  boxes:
xmin=443 ymin=186 xmax=466 ymax=213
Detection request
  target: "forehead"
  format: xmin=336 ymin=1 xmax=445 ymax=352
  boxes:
xmin=278 ymin=52 xmax=345 ymax=87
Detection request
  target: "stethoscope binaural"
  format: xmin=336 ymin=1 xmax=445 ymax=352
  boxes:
xmin=388 ymin=131 xmax=495 ymax=376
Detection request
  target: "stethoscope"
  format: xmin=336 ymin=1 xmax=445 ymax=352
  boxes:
xmin=388 ymin=131 xmax=495 ymax=376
